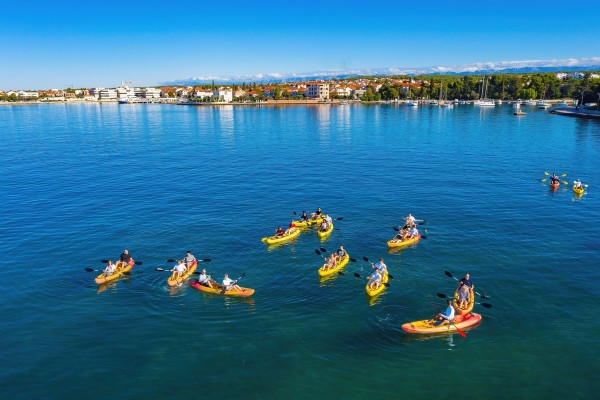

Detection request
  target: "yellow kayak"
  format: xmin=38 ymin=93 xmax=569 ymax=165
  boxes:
xmin=387 ymin=234 xmax=421 ymax=248
xmin=94 ymin=261 xmax=134 ymax=285
xmin=190 ymin=280 xmax=254 ymax=297
xmin=573 ymin=185 xmax=584 ymax=196
xmin=318 ymin=253 xmax=350 ymax=277
xmin=293 ymin=215 xmax=325 ymax=228
xmin=365 ymin=270 xmax=388 ymax=297
xmin=167 ymin=260 xmax=198 ymax=287
xmin=453 ymin=287 xmax=474 ymax=315
xmin=402 ymin=313 xmax=482 ymax=335
xmin=317 ymin=222 xmax=334 ymax=239
xmin=262 ymin=227 xmax=300 ymax=244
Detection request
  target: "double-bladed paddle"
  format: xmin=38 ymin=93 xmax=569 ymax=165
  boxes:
xmin=444 ymin=271 xmax=490 ymax=299
xmin=430 ymin=303 xmax=467 ymax=338
xmin=220 ymin=273 xmax=246 ymax=294
xmin=436 ymin=292 xmax=492 ymax=308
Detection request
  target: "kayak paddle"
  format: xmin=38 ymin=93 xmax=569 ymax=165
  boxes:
xmin=444 ymin=271 xmax=490 ymax=299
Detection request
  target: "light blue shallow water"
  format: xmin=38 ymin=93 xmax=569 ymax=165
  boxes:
xmin=1 ymin=103 xmax=599 ymax=399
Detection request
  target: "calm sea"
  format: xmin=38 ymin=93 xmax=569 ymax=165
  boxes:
xmin=1 ymin=103 xmax=599 ymax=399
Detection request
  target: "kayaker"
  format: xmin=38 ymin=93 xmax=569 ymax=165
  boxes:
xmin=550 ymin=173 xmax=560 ymax=184
xmin=120 ymin=249 xmax=133 ymax=265
xmin=170 ymin=260 xmax=186 ymax=280
xmin=457 ymin=284 xmax=470 ymax=310
xmin=393 ymin=227 xmax=408 ymax=242
xmin=336 ymin=245 xmax=346 ymax=260
xmin=574 ymin=179 xmax=583 ymax=189
xmin=372 ymin=258 xmax=387 ymax=274
xmin=322 ymin=253 xmax=337 ymax=271
xmin=405 ymin=213 xmax=416 ymax=228
xmin=405 ymin=226 xmax=419 ymax=240
xmin=368 ymin=270 xmax=382 ymax=290
xmin=430 ymin=300 xmax=455 ymax=326
xmin=312 ymin=207 xmax=323 ymax=220
xmin=300 ymin=211 xmax=309 ymax=222
xmin=197 ymin=269 xmax=214 ymax=288
xmin=457 ymin=273 xmax=474 ymax=291
xmin=184 ymin=250 xmax=196 ymax=268
xmin=319 ymin=220 xmax=328 ymax=231
xmin=103 ymin=261 xmax=116 ymax=277
xmin=324 ymin=215 xmax=333 ymax=226
xmin=222 ymin=274 xmax=242 ymax=292
xmin=275 ymin=226 xmax=285 ymax=236
xmin=285 ymin=220 xmax=296 ymax=235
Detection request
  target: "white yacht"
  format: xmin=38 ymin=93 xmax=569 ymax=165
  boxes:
xmin=473 ymin=76 xmax=496 ymax=107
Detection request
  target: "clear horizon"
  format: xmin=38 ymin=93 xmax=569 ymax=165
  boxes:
xmin=1 ymin=0 xmax=600 ymax=89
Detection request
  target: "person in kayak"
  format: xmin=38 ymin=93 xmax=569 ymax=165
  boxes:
xmin=223 ymin=274 xmax=242 ymax=292
xmin=574 ymin=179 xmax=583 ymax=189
xmin=405 ymin=213 xmax=416 ymax=228
xmin=197 ymin=269 xmax=214 ymax=288
xmin=404 ymin=226 xmax=419 ymax=240
xmin=368 ymin=269 xmax=382 ymax=290
xmin=319 ymin=220 xmax=329 ymax=232
xmin=336 ymin=245 xmax=346 ymax=260
xmin=300 ymin=211 xmax=309 ymax=222
xmin=184 ymin=250 xmax=196 ymax=268
xmin=321 ymin=253 xmax=337 ymax=271
xmin=457 ymin=284 xmax=470 ymax=310
xmin=284 ymin=220 xmax=296 ymax=235
xmin=430 ymin=300 xmax=455 ymax=326
xmin=312 ymin=207 xmax=323 ymax=220
xmin=170 ymin=260 xmax=186 ymax=280
xmin=103 ymin=261 xmax=117 ymax=277
xmin=120 ymin=249 xmax=133 ymax=265
xmin=457 ymin=273 xmax=474 ymax=291
xmin=372 ymin=258 xmax=387 ymax=274
xmin=550 ymin=173 xmax=560 ymax=184
xmin=275 ymin=226 xmax=285 ymax=236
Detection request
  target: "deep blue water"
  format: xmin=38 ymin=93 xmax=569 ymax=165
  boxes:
xmin=1 ymin=103 xmax=599 ymax=399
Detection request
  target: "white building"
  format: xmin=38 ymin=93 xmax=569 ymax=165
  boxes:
xmin=117 ymin=86 xmax=136 ymax=99
xmin=332 ymin=87 xmax=352 ymax=97
xmin=98 ymin=88 xmax=118 ymax=100
xmin=214 ymin=88 xmax=233 ymax=102
xmin=17 ymin=90 xmax=39 ymax=98
xmin=306 ymin=83 xmax=329 ymax=99
xmin=193 ymin=89 xmax=213 ymax=99
xmin=144 ymin=87 xmax=161 ymax=99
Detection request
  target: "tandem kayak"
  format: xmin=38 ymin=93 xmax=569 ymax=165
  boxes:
xmin=317 ymin=223 xmax=334 ymax=239
xmin=262 ymin=228 xmax=300 ymax=245
xmin=386 ymin=234 xmax=421 ymax=249
xmin=550 ymin=181 xmax=560 ymax=191
xmin=365 ymin=270 xmax=389 ymax=297
xmin=190 ymin=280 xmax=255 ymax=297
xmin=318 ymin=253 xmax=350 ymax=277
xmin=453 ymin=287 xmax=475 ymax=315
xmin=95 ymin=260 xmax=134 ymax=285
xmin=167 ymin=260 xmax=198 ymax=287
xmin=293 ymin=215 xmax=325 ymax=228
xmin=573 ymin=185 xmax=584 ymax=196
xmin=401 ymin=313 xmax=482 ymax=335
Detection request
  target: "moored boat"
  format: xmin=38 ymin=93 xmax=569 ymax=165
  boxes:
xmin=318 ymin=253 xmax=350 ymax=277
xmin=365 ymin=270 xmax=388 ymax=297
xmin=95 ymin=260 xmax=134 ymax=285
xmin=190 ymin=280 xmax=254 ymax=297
xmin=167 ymin=260 xmax=198 ymax=287
xmin=453 ymin=287 xmax=474 ymax=315
xmin=386 ymin=234 xmax=421 ymax=249
xmin=401 ymin=312 xmax=482 ymax=334
xmin=262 ymin=227 xmax=300 ymax=245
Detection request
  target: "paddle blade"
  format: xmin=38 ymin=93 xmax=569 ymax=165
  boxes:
xmin=362 ymin=256 xmax=369 ymax=262
xmin=444 ymin=271 xmax=453 ymax=278
xmin=135 ymin=261 xmax=143 ymax=265
xmin=85 ymin=267 xmax=94 ymax=272
xmin=293 ymin=211 xmax=297 ymax=215
xmin=540 ymin=178 xmax=547 ymax=182
xmin=437 ymin=293 xmax=447 ymax=298
xmin=456 ymin=327 xmax=467 ymax=338
xmin=418 ymin=220 xmax=428 ymax=225
xmin=354 ymin=272 xmax=361 ymax=278
xmin=202 ymin=258 xmax=212 ymax=263
xmin=319 ymin=247 xmax=327 ymax=253
xmin=561 ymin=173 xmax=567 ymax=177
xmin=388 ymin=274 xmax=394 ymax=280
xmin=392 ymin=226 xmax=400 ymax=231
xmin=101 ymin=260 xmax=109 ymax=263
xmin=192 ymin=271 xmax=200 ymax=275
xmin=544 ymin=172 xmax=550 ymax=175
xmin=562 ymin=181 xmax=569 ymax=185
xmin=349 ymin=258 xmax=357 ymax=262
xmin=166 ymin=259 xmax=176 ymax=263
xmin=315 ymin=249 xmax=321 ymax=256
xmin=240 ymin=273 xmax=246 ymax=279
xmin=155 ymin=267 xmax=165 ymax=272
xmin=481 ymin=303 xmax=493 ymax=308
xmin=335 ymin=217 xmax=343 ymax=221
xmin=338 ymin=271 xmax=345 ymax=276
xmin=480 ymin=294 xmax=490 ymax=300
xmin=383 ymin=282 xmax=390 ymax=287
xmin=421 ymin=235 xmax=427 ymax=239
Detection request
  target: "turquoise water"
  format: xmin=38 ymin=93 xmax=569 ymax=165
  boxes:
xmin=1 ymin=103 xmax=599 ymax=399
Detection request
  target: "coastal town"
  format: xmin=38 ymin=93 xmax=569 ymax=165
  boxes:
xmin=2 ymin=71 xmax=599 ymax=106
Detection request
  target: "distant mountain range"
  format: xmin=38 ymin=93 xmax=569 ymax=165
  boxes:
xmin=162 ymin=57 xmax=600 ymax=85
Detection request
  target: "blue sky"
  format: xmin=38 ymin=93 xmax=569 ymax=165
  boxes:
xmin=1 ymin=0 xmax=599 ymax=89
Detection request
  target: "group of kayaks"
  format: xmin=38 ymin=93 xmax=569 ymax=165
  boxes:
xmin=544 ymin=172 xmax=588 ymax=197
xmin=261 ymin=214 xmax=333 ymax=245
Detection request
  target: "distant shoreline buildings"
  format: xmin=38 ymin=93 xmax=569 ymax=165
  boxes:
xmin=1 ymin=72 xmax=599 ymax=104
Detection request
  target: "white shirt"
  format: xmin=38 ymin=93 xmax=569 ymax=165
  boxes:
xmin=105 ymin=264 xmax=116 ymax=273
xmin=374 ymin=262 xmax=387 ymax=273
xmin=198 ymin=273 xmax=210 ymax=283
xmin=175 ymin=263 xmax=186 ymax=272
xmin=223 ymin=277 xmax=234 ymax=286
